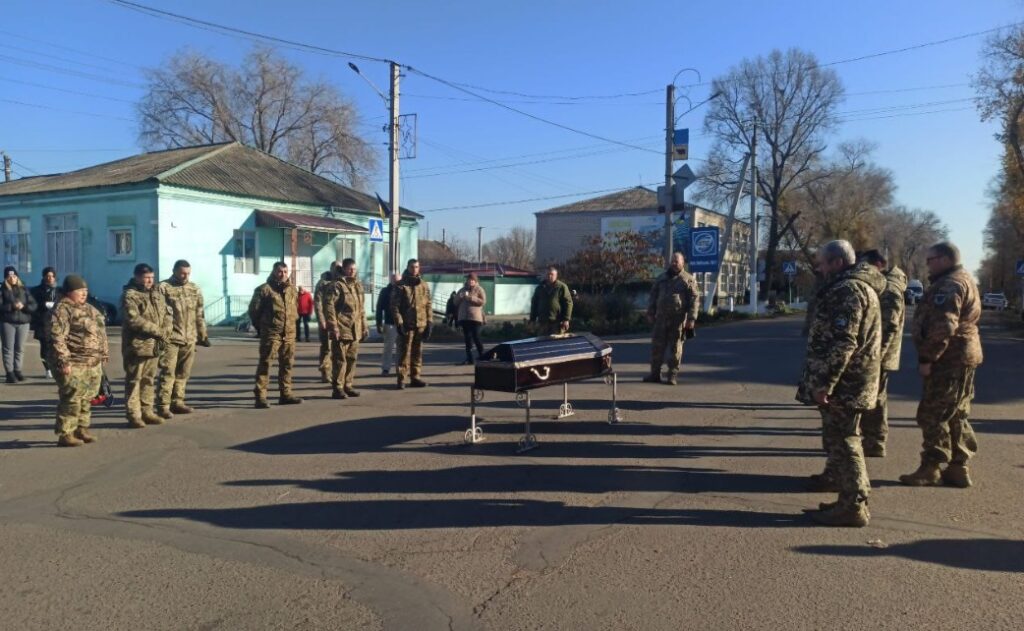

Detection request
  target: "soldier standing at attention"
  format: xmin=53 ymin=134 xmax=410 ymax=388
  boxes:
xmin=390 ymin=258 xmax=432 ymax=389
xmin=643 ymin=251 xmax=699 ymax=385
xmin=900 ymin=241 xmax=983 ymax=488
xmin=47 ymin=274 xmax=108 ymax=446
xmin=529 ymin=266 xmax=573 ymax=335
xmin=858 ymin=250 xmax=907 ymax=457
xmin=796 ymin=240 xmax=883 ymax=527
xmin=156 ymin=260 xmax=210 ymax=420
xmin=120 ymin=263 xmax=170 ymax=428
xmin=323 ymin=258 xmax=368 ymax=399
xmin=249 ymin=261 xmax=303 ymax=409
xmin=313 ymin=264 xmax=338 ymax=383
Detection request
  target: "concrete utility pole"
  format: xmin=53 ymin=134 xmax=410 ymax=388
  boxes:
xmin=663 ymin=84 xmax=675 ymax=262
xmin=388 ymin=61 xmax=401 ymax=278
xmin=748 ymin=119 xmax=759 ymax=315
xmin=476 ymin=226 xmax=484 ymax=264
xmin=1 ymin=152 xmax=11 ymax=183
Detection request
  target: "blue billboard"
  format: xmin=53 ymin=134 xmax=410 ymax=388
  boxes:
xmin=689 ymin=227 xmax=720 ymax=273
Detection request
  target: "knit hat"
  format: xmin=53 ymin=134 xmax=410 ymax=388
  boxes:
xmin=466 ymin=272 xmax=479 ymax=282
xmin=62 ymin=274 xmax=88 ymax=292
xmin=3 ymin=266 xmax=16 ymax=278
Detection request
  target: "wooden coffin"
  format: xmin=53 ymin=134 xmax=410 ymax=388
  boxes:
xmin=473 ymin=333 xmax=613 ymax=393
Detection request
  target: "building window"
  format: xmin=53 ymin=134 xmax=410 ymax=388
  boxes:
xmin=233 ymin=229 xmax=257 ymax=274
xmin=1 ymin=217 xmax=31 ymax=274
xmin=108 ymin=227 xmax=135 ymax=260
xmin=335 ymin=237 xmax=356 ymax=261
xmin=45 ymin=213 xmax=79 ymax=275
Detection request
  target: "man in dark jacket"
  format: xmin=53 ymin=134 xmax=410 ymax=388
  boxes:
xmin=376 ymin=273 xmax=400 ymax=376
xmin=29 ymin=267 xmax=59 ymax=378
xmin=1 ymin=266 xmax=37 ymax=383
xmin=530 ymin=266 xmax=573 ymax=335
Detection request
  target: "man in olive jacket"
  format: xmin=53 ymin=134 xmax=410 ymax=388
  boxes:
xmin=156 ymin=259 xmax=210 ymax=419
xmin=644 ymin=252 xmax=699 ymax=385
xmin=323 ymin=258 xmax=368 ymax=399
xmin=530 ymin=266 xmax=573 ymax=335
xmin=120 ymin=263 xmax=170 ymax=428
xmin=796 ymin=240 xmax=883 ymax=527
xmin=389 ymin=259 xmax=432 ymax=389
xmin=248 ymin=261 xmax=302 ymax=408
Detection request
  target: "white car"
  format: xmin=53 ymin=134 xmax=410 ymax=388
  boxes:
xmin=982 ymin=292 xmax=1009 ymax=310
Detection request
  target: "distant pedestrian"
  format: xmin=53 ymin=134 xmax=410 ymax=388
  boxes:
xmin=530 ymin=266 xmax=573 ymax=335
xmin=444 ymin=291 xmax=459 ymax=329
xmin=1 ymin=266 xmax=38 ymax=383
xmin=456 ymin=273 xmax=486 ymax=365
xmin=30 ymin=267 xmax=59 ymax=378
xmin=376 ymin=273 xmax=401 ymax=376
xmin=296 ymin=285 xmax=313 ymax=342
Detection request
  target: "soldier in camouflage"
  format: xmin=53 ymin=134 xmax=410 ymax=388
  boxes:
xmin=644 ymin=252 xmax=699 ymax=386
xmin=313 ymin=264 xmax=339 ymax=383
xmin=46 ymin=274 xmax=108 ymax=447
xmin=530 ymin=266 xmax=573 ymax=335
xmin=858 ymin=250 xmax=907 ymax=457
xmin=390 ymin=258 xmax=433 ymax=389
xmin=323 ymin=258 xmax=368 ymax=399
xmin=156 ymin=260 xmax=210 ymax=419
xmin=796 ymin=240 xmax=883 ymax=527
xmin=249 ymin=261 xmax=303 ymax=408
xmin=120 ymin=263 xmax=171 ymax=428
xmin=900 ymin=241 xmax=983 ymax=489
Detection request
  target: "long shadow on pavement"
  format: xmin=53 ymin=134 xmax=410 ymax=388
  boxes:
xmin=793 ymin=539 xmax=1024 ymax=573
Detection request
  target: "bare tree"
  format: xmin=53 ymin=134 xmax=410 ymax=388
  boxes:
xmin=137 ymin=47 xmax=377 ymax=188
xmin=481 ymin=226 xmax=536 ymax=270
xmin=874 ymin=206 xmax=948 ymax=281
xmin=699 ymin=48 xmax=844 ymax=298
xmin=446 ymin=237 xmax=475 ymax=263
xmin=974 ymin=26 xmax=1024 ymax=179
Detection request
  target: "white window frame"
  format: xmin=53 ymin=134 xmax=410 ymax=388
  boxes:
xmin=335 ymin=236 xmax=356 ymax=262
xmin=233 ymin=229 xmax=258 ymax=274
xmin=45 ymin=213 xmax=80 ymax=275
xmin=1 ymin=216 xmax=31 ymax=274
xmin=107 ymin=226 xmax=135 ymax=261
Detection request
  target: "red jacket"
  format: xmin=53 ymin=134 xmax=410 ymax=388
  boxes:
xmin=297 ymin=291 xmax=314 ymax=316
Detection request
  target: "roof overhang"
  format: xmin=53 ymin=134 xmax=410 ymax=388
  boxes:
xmin=255 ymin=209 xmax=366 ymax=234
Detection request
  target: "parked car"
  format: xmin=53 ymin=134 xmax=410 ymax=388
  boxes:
xmin=87 ymin=294 xmax=118 ymax=325
xmin=906 ymin=279 xmax=924 ymax=305
xmin=982 ymin=292 xmax=1009 ymax=310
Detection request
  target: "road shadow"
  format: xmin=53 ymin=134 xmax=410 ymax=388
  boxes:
xmin=793 ymin=538 xmax=1024 ymax=573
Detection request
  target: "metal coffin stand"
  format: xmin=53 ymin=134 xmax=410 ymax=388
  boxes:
xmin=467 ymin=333 xmax=624 ymax=453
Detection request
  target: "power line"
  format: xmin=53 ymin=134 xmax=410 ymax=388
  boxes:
xmin=0 ymin=42 xmax=143 ymax=76
xmin=0 ymin=28 xmax=144 ymax=70
xmin=0 ymin=53 xmax=145 ymax=89
xmin=846 ymin=82 xmax=970 ymax=97
xmin=0 ymin=76 xmax=136 ymax=104
xmin=419 ymin=183 xmax=662 ymax=213
xmin=10 ymin=160 xmax=42 ymax=176
xmin=0 ymin=98 xmax=135 ymax=122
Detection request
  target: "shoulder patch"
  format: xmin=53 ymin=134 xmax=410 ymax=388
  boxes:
xmin=834 ymin=316 xmax=848 ymax=330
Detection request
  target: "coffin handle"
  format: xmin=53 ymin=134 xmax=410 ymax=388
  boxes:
xmin=529 ymin=366 xmax=551 ymax=381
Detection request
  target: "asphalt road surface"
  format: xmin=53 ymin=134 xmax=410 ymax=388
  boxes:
xmin=1 ymin=315 xmax=1021 ymax=630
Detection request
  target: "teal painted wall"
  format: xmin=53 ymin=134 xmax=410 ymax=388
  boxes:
xmin=422 ymin=274 xmax=537 ymax=316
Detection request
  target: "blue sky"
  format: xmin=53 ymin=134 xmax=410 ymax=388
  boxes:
xmin=1 ymin=0 xmax=1018 ymax=275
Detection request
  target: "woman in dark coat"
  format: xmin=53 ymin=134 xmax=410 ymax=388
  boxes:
xmin=1 ymin=266 xmax=37 ymax=382
xmin=30 ymin=266 xmax=59 ymax=378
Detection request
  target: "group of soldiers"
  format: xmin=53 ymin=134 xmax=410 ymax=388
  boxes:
xmin=797 ymin=239 xmax=982 ymax=527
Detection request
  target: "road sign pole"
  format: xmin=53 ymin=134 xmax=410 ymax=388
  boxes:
xmin=664 ymin=84 xmax=675 ymax=264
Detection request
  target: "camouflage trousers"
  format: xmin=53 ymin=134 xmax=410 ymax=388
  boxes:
xmin=916 ymin=365 xmax=978 ymax=465
xmin=157 ymin=342 xmax=196 ymax=408
xmin=54 ymin=362 xmax=102 ymax=436
xmin=254 ymin=335 xmax=295 ymax=400
xmin=861 ymin=371 xmax=890 ymax=450
xmin=330 ymin=339 xmax=360 ymax=390
xmin=650 ymin=317 xmax=685 ymax=374
xmin=819 ymin=407 xmax=871 ymax=510
xmin=124 ymin=354 xmax=159 ymax=420
xmin=318 ymin=326 xmax=333 ymax=376
xmin=396 ymin=327 xmax=425 ymax=381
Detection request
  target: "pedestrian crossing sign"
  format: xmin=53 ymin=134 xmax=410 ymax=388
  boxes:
xmin=1017 ymin=260 xmax=1024 ymax=276
xmin=783 ymin=261 xmax=798 ymax=276
xmin=369 ymin=218 xmax=384 ymax=243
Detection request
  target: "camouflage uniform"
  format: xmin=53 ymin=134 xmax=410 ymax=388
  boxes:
xmin=796 ymin=262 xmax=884 ymax=512
xmin=323 ymin=275 xmax=367 ymax=393
xmin=313 ymin=272 xmax=334 ymax=380
xmin=530 ymin=280 xmax=573 ymax=335
xmin=861 ymin=267 xmax=907 ymax=452
xmin=157 ymin=277 xmax=208 ymax=411
xmin=389 ymin=270 xmax=432 ymax=383
xmin=646 ymin=268 xmax=699 ymax=379
xmin=120 ymin=279 xmax=171 ymax=422
xmin=46 ymin=299 xmax=108 ymax=438
xmin=249 ymin=275 xmax=298 ymax=401
xmin=911 ymin=265 xmax=983 ymax=466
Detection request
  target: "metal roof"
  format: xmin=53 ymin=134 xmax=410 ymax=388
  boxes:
xmin=254 ymin=209 xmax=365 ymax=233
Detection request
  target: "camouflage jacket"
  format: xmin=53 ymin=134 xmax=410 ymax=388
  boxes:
xmin=46 ymin=298 xmax=109 ymax=370
xmin=796 ymin=262 xmax=884 ymax=411
xmin=648 ymin=268 xmax=699 ymax=322
xmin=530 ymin=280 xmax=573 ymax=323
xmin=912 ymin=265 xmax=982 ymax=368
xmin=879 ymin=267 xmax=908 ymax=372
xmin=390 ymin=271 xmax=433 ymax=331
xmin=323 ymin=276 xmax=367 ymax=342
xmin=120 ymin=279 xmax=170 ymax=359
xmin=313 ymin=273 xmax=332 ymax=324
xmin=248 ymin=275 xmax=297 ymax=339
xmin=159 ymin=278 xmax=208 ymax=346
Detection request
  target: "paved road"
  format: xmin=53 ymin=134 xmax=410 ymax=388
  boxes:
xmin=1 ymin=316 xmax=1021 ymax=630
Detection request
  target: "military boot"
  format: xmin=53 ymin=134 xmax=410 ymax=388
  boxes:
xmin=343 ymin=387 xmax=361 ymax=398
xmin=279 ymin=395 xmax=303 ymax=405
xmin=142 ymin=410 xmax=165 ymax=425
xmin=862 ymin=442 xmax=886 ymax=458
xmin=170 ymin=402 xmax=194 ymax=414
xmin=155 ymin=407 xmax=174 ymax=421
xmin=899 ymin=462 xmax=942 ymax=486
xmin=806 ymin=472 xmax=840 ymax=492
xmin=126 ymin=415 xmax=146 ymax=429
xmin=73 ymin=428 xmax=97 ymax=444
xmin=409 ymin=378 xmax=428 ymax=388
xmin=57 ymin=433 xmax=84 ymax=447
xmin=331 ymin=388 xmax=348 ymax=400
xmin=941 ymin=463 xmax=972 ymax=488
xmin=665 ymin=371 xmax=678 ymax=386
xmin=255 ymin=398 xmax=270 ymax=409
xmin=396 ymin=379 xmax=406 ymax=390
xmin=810 ymin=503 xmax=870 ymax=528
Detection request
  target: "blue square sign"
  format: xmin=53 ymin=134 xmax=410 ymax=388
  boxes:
xmin=1017 ymin=260 xmax=1024 ymax=276
xmin=689 ymin=227 xmax=720 ymax=273
xmin=368 ymin=218 xmax=384 ymax=243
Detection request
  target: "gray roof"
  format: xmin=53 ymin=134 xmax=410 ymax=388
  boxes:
xmin=537 ymin=186 xmax=663 ymax=214
xmin=0 ymin=142 xmax=422 ymax=218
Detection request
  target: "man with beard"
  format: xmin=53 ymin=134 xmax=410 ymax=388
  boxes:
xmin=643 ymin=251 xmax=699 ymax=385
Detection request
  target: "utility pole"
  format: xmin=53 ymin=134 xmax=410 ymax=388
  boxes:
xmin=1 ymin=152 xmax=11 ymax=183
xmin=663 ymin=84 xmax=675 ymax=263
xmin=388 ymin=62 xmax=401 ymax=278
xmin=476 ymin=226 xmax=484 ymax=264
xmin=748 ymin=119 xmax=759 ymax=315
